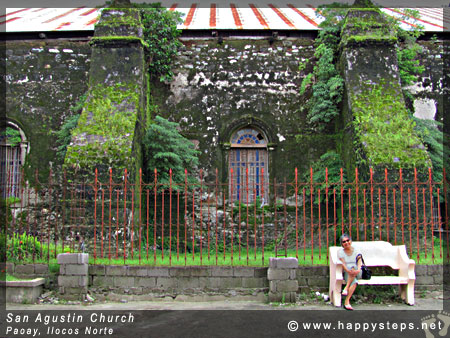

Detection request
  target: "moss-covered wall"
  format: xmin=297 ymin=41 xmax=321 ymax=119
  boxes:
xmin=5 ymin=40 xmax=91 ymax=182
xmin=153 ymin=37 xmax=338 ymax=183
xmin=64 ymin=8 xmax=147 ymax=182
xmin=339 ymin=9 xmax=429 ymax=179
xmin=5 ymin=30 xmax=445 ymax=184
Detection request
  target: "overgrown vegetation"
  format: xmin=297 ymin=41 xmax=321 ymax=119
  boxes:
xmin=143 ymin=115 xmax=200 ymax=187
xmin=1 ymin=127 xmax=22 ymax=146
xmin=64 ymin=83 xmax=139 ymax=172
xmin=299 ymin=25 xmax=343 ymax=130
xmin=352 ymin=83 xmax=430 ymax=168
xmin=104 ymin=1 xmax=184 ymax=82
xmin=54 ymin=93 xmax=86 ymax=162
xmin=303 ymin=1 xmax=439 ymax=171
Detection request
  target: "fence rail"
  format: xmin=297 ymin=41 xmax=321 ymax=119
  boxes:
xmin=2 ymin=167 xmax=449 ymax=265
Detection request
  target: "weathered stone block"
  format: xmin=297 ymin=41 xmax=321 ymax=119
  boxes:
xmin=433 ymin=275 xmax=443 ymax=284
xmin=15 ymin=265 xmax=34 ymax=274
xmin=5 ymin=262 xmax=15 ymax=274
xmin=254 ymin=267 xmax=268 ymax=278
xmin=127 ymin=266 xmax=148 ymax=277
xmin=58 ymin=275 xmax=88 ymax=287
xmin=427 ymin=265 xmax=443 ymax=276
xmin=415 ymin=265 xmax=427 ymax=276
xmin=147 ymin=268 xmax=170 ymax=277
xmin=64 ymin=286 xmax=88 ymax=295
xmin=206 ymin=277 xmax=224 ymax=289
xmin=269 ymin=257 xmax=298 ymax=269
xmin=267 ymin=268 xmax=289 ymax=280
xmin=218 ymin=277 xmax=242 ymax=289
xmin=297 ymin=277 xmax=308 ymax=286
xmin=189 ymin=267 xmax=209 ymax=277
xmin=306 ymin=276 xmax=329 ymax=288
xmin=113 ymin=276 xmax=135 ymax=287
xmin=169 ymin=267 xmax=191 ymax=277
xmin=268 ymin=291 xmax=282 ymax=302
xmin=92 ymin=276 xmax=114 ymax=287
xmin=242 ymin=277 xmax=267 ymax=288
xmin=274 ymin=280 xmax=298 ymax=292
xmin=416 ymin=276 xmax=434 ymax=285
xmin=57 ymin=253 xmax=89 ymax=264
xmin=106 ymin=266 xmax=128 ymax=276
xmin=210 ymin=266 xmax=233 ymax=277
xmin=89 ymin=265 xmax=106 ymax=276
xmin=64 ymin=264 xmax=89 ymax=276
xmin=298 ymin=266 xmax=326 ymax=276
xmin=177 ymin=277 xmax=200 ymax=289
xmin=135 ymin=277 xmax=157 ymax=287
xmin=156 ymin=277 xmax=177 ymax=289
xmin=269 ymin=291 xmax=296 ymax=303
xmin=34 ymin=264 xmax=48 ymax=274
xmin=233 ymin=267 xmax=255 ymax=277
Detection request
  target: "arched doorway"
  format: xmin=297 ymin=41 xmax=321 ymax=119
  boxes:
xmin=0 ymin=122 xmax=28 ymax=198
xmin=229 ymin=127 xmax=269 ymax=204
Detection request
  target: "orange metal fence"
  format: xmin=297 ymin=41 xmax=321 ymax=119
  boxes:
xmin=2 ymin=167 xmax=448 ymax=265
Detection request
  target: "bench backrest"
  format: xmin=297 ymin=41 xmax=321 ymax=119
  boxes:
xmin=329 ymin=241 xmax=408 ymax=269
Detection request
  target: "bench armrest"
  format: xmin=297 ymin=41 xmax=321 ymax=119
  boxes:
xmin=397 ymin=245 xmax=415 ymax=280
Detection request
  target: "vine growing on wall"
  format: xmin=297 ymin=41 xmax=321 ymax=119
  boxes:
xmin=54 ymin=93 xmax=86 ymax=162
xmin=299 ymin=24 xmax=344 ymax=130
xmin=104 ymin=1 xmax=184 ymax=82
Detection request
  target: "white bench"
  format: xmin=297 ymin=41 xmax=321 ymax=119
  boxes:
xmin=329 ymin=241 xmax=415 ymax=307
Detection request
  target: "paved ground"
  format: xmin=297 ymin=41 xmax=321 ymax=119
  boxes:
xmin=6 ymin=290 xmax=445 ymax=311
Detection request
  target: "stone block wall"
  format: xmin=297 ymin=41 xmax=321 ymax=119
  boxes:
xmin=4 ymin=261 xmax=444 ymax=300
xmin=57 ymin=253 xmax=89 ymax=300
xmin=89 ymin=265 xmax=269 ymax=299
xmin=268 ymin=257 xmax=298 ymax=302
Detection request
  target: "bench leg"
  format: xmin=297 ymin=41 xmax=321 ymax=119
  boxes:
xmin=406 ymin=280 xmax=415 ymax=305
xmin=399 ymin=285 xmax=406 ymax=301
xmin=332 ymin=283 xmax=342 ymax=307
xmin=399 ymin=282 xmax=415 ymax=305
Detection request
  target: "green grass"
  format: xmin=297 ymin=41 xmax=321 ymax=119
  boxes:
xmin=0 ymin=272 xmax=34 ymax=281
xmin=6 ymin=242 xmax=446 ymax=266
xmin=89 ymin=244 xmax=446 ymax=266
xmin=90 ymin=248 xmax=329 ymax=266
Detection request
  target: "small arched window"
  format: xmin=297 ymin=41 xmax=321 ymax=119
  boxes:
xmin=0 ymin=122 xmax=28 ymax=198
xmin=229 ymin=127 xmax=269 ymax=203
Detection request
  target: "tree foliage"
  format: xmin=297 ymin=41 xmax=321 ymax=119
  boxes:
xmin=143 ymin=116 xmax=200 ymax=187
xmin=104 ymin=1 xmax=184 ymax=82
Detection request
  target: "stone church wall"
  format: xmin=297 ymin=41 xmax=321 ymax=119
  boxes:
xmin=4 ymin=36 xmax=445 ymax=183
xmin=5 ymin=40 xmax=91 ymax=181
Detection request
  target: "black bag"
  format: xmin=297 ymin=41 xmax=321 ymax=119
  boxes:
xmin=357 ymin=254 xmax=372 ymax=280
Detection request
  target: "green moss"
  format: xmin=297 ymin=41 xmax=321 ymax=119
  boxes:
xmin=95 ymin=8 xmax=141 ymax=27
xmin=90 ymin=36 xmax=148 ymax=47
xmin=64 ymin=82 xmax=140 ymax=174
xmin=351 ymin=83 xmax=430 ymax=169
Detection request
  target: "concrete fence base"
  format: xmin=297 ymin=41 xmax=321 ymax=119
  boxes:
xmin=268 ymin=257 xmax=299 ymax=303
xmin=57 ymin=253 xmax=89 ymax=300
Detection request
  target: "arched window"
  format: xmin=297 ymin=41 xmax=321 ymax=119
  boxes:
xmin=0 ymin=122 xmax=28 ymax=198
xmin=229 ymin=127 xmax=269 ymax=204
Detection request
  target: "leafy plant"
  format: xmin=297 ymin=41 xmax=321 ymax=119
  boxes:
xmin=4 ymin=232 xmax=43 ymax=262
xmin=143 ymin=115 xmax=200 ymax=187
xmin=1 ymin=127 xmax=22 ymax=147
xmin=413 ymin=117 xmax=447 ymax=183
xmin=104 ymin=1 xmax=184 ymax=82
xmin=54 ymin=93 xmax=86 ymax=162
xmin=300 ymin=25 xmax=343 ymax=129
xmin=137 ymin=3 xmax=184 ymax=82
